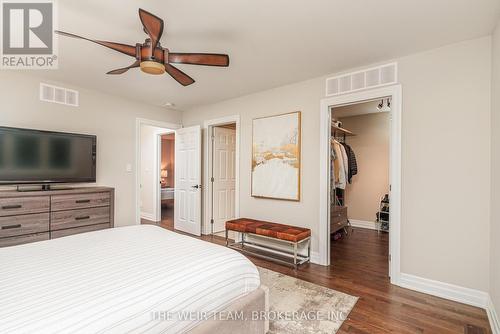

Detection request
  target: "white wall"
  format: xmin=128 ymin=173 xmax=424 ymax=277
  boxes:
xmin=0 ymin=72 xmax=181 ymax=226
xmin=183 ymin=36 xmax=492 ymax=292
xmin=490 ymin=19 xmax=500 ymax=322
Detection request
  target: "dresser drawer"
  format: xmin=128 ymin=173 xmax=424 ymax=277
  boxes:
xmin=51 ymin=223 xmax=110 ymax=239
xmin=0 ymin=196 xmax=50 ymax=217
xmin=51 ymin=192 xmax=110 ymax=211
xmin=0 ymin=213 xmax=49 ymax=238
xmin=331 ymin=219 xmax=348 ymax=234
xmin=331 ymin=206 xmax=348 ymax=224
xmin=51 ymin=207 xmax=110 ymax=231
xmin=0 ymin=232 xmax=49 ymax=248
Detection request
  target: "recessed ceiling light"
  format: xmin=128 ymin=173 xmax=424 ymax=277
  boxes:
xmin=163 ymin=102 xmax=175 ymax=108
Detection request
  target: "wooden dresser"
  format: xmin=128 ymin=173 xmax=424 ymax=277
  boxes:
xmin=0 ymin=187 xmax=114 ymax=247
xmin=331 ymin=205 xmax=349 ymax=234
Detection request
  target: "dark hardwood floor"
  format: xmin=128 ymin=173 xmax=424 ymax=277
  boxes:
xmin=140 ymin=217 xmax=491 ymax=334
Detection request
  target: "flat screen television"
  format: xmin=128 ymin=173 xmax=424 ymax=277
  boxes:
xmin=0 ymin=126 xmax=96 ymax=185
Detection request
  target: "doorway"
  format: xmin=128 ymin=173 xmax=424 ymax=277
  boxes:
xmin=330 ymin=99 xmax=391 ymax=281
xmin=210 ymin=123 xmax=236 ymax=236
xmin=135 ymin=118 xmax=181 ymax=225
xmin=139 ymin=124 xmax=175 ymax=224
xmin=319 ymin=85 xmax=402 ymax=285
xmin=159 ymin=133 xmax=175 ymax=229
xmin=204 ymin=116 xmax=240 ymax=236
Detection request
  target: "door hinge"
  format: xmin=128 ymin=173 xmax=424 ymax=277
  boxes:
xmin=210 ymin=219 xmax=214 ymax=225
xmin=389 ymin=254 xmax=392 ymax=262
xmin=211 ymin=177 xmax=214 ymax=183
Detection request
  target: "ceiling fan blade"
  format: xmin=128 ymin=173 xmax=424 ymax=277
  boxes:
xmin=164 ymin=64 xmax=195 ymax=86
xmin=106 ymin=60 xmax=140 ymax=75
xmin=55 ymin=30 xmax=136 ymax=57
xmin=138 ymin=8 xmax=164 ymax=51
xmin=168 ymin=53 xmax=229 ymax=67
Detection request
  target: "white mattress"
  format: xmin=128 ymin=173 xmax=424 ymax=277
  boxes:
xmin=0 ymin=225 xmax=260 ymax=333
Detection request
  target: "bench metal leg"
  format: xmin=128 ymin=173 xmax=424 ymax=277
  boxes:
xmin=293 ymin=242 xmax=298 ymax=269
xmin=225 ymin=231 xmax=311 ymax=268
xmin=307 ymin=239 xmax=311 ymax=260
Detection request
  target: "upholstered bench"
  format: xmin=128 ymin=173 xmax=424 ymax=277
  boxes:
xmin=225 ymin=218 xmax=311 ymax=268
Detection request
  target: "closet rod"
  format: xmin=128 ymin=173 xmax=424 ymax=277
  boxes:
xmin=331 ymin=124 xmax=355 ymax=137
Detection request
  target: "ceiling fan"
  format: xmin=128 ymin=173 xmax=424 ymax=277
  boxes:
xmin=55 ymin=8 xmax=229 ymax=86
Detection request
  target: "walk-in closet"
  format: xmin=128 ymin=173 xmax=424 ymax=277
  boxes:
xmin=330 ymin=99 xmax=391 ymax=279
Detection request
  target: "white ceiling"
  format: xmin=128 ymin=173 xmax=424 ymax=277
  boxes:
xmin=30 ymin=0 xmax=500 ymax=110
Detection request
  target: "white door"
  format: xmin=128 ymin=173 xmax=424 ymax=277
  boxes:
xmin=174 ymin=126 xmax=202 ymax=235
xmin=212 ymin=127 xmax=236 ymax=233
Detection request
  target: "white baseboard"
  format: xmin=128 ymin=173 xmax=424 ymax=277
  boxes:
xmin=488 ymin=297 xmax=500 ymax=334
xmin=140 ymin=212 xmax=156 ymax=221
xmin=399 ymin=273 xmax=489 ymax=309
xmin=310 ymin=251 xmax=320 ymax=265
xmin=349 ymin=219 xmax=379 ymax=230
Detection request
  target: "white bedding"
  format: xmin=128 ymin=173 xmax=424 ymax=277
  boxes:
xmin=0 ymin=225 xmax=260 ymax=334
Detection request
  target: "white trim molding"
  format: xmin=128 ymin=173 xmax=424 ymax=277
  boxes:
xmin=400 ymin=273 xmax=489 ymax=309
xmin=140 ymin=212 xmax=156 ymax=222
xmin=488 ymin=297 xmax=500 ymax=334
xmin=319 ymin=84 xmax=402 ymax=286
xmin=400 ymin=273 xmax=499 ymax=334
xmin=202 ymin=115 xmax=241 ymax=235
xmin=310 ymin=251 xmax=320 ymax=265
xmin=349 ymin=219 xmax=379 ymax=231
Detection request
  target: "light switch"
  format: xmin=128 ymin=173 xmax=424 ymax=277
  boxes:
xmin=126 ymin=163 xmax=132 ymax=172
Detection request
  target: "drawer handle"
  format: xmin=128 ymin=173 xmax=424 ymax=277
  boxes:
xmin=75 ymin=216 xmax=90 ymax=221
xmin=75 ymin=200 xmax=91 ymax=204
xmin=2 ymin=205 xmax=22 ymax=210
xmin=1 ymin=224 xmax=22 ymax=230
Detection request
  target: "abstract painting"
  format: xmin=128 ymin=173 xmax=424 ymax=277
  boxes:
xmin=252 ymin=111 xmax=301 ymax=201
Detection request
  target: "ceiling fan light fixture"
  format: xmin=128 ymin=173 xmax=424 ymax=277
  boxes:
xmin=140 ymin=61 xmax=165 ymax=75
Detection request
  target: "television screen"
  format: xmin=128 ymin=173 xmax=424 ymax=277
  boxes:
xmin=0 ymin=127 xmax=96 ymax=184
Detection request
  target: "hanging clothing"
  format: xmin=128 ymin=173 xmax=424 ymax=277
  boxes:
xmin=330 ymin=138 xmax=340 ymax=184
xmin=332 ymin=140 xmax=346 ymax=190
xmin=330 ymin=138 xmax=337 ymax=205
xmin=339 ymin=143 xmax=349 ymax=181
xmin=341 ymin=142 xmax=358 ymax=183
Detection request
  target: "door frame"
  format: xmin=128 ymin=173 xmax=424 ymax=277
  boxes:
xmin=135 ymin=118 xmax=182 ymax=225
xmin=203 ymin=115 xmax=240 ymax=235
xmin=319 ymin=84 xmax=402 ymax=285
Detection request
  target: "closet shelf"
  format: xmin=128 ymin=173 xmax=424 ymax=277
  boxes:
xmin=331 ymin=124 xmax=355 ymax=136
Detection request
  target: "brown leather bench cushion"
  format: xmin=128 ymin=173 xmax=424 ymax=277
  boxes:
xmin=226 ymin=218 xmax=311 ymax=242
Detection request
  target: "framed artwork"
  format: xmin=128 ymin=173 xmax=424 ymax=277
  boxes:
xmin=251 ymin=111 xmax=301 ymax=201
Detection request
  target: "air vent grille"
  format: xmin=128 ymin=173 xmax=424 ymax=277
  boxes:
xmin=40 ymin=83 xmax=79 ymax=107
xmin=326 ymin=62 xmax=398 ymax=97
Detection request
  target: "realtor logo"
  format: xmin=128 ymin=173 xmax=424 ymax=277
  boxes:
xmin=1 ymin=0 xmax=58 ymax=69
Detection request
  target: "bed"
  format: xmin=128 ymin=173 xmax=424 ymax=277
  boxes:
xmin=0 ymin=225 xmax=267 ymax=334
xmin=161 ymin=187 xmax=175 ymax=208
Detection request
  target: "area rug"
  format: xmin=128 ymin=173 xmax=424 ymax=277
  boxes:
xmin=258 ymin=267 xmax=358 ymax=334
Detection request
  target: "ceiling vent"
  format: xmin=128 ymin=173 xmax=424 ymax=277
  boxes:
xmin=326 ymin=62 xmax=397 ymax=97
xmin=40 ymin=83 xmax=79 ymax=107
